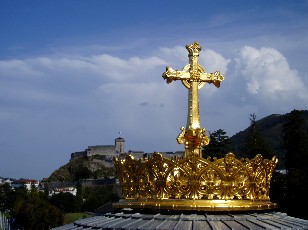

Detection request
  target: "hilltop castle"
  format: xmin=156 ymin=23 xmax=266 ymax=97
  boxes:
xmin=71 ymin=137 xmax=184 ymax=160
xmin=70 ymin=137 xmax=125 ymax=160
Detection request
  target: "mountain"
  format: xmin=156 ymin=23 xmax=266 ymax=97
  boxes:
xmin=230 ymin=110 xmax=308 ymax=169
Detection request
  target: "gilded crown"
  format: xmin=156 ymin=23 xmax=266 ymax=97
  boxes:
xmin=113 ymin=153 xmax=278 ymax=211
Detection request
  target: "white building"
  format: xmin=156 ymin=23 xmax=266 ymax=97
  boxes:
xmin=11 ymin=179 xmax=39 ymax=190
xmin=48 ymin=187 xmax=77 ymax=197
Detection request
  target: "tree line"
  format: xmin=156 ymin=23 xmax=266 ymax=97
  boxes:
xmin=0 ymin=182 xmax=119 ymax=229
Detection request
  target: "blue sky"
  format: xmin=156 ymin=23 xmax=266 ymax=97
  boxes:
xmin=1 ymin=0 xmax=308 ymax=179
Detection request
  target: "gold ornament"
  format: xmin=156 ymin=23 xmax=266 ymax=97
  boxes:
xmin=113 ymin=42 xmax=278 ymax=211
xmin=162 ymin=42 xmax=223 ymax=158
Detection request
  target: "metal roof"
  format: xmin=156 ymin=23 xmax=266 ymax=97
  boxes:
xmin=52 ymin=211 xmax=308 ymax=230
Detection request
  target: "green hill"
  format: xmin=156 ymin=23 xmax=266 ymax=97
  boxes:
xmin=48 ymin=155 xmax=116 ymax=182
xmin=230 ymin=110 xmax=308 ymax=169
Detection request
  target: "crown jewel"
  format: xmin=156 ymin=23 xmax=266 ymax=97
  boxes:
xmin=114 ymin=42 xmax=278 ymax=211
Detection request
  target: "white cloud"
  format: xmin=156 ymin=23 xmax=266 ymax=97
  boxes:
xmin=200 ymin=49 xmax=230 ymax=75
xmin=236 ymin=46 xmax=308 ymax=100
xmin=0 ymin=54 xmax=166 ymax=82
xmin=159 ymin=46 xmax=184 ymax=64
xmin=0 ymin=53 xmax=168 ymax=109
xmin=91 ymin=54 xmax=166 ymax=81
xmin=0 ymin=59 xmax=44 ymax=78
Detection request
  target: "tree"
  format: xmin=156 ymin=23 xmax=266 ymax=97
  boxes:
xmin=0 ymin=183 xmax=15 ymax=212
xmin=270 ymin=171 xmax=287 ymax=215
xmin=202 ymin=129 xmax=231 ymax=159
xmin=81 ymin=185 xmax=119 ymax=212
xmin=75 ymin=182 xmax=83 ymax=212
xmin=285 ymin=168 xmax=308 ymax=220
xmin=49 ymin=192 xmax=79 ymax=213
xmin=281 ymin=110 xmax=308 ymax=220
xmin=74 ymin=166 xmax=93 ymax=181
xmin=241 ymin=114 xmax=274 ymax=159
xmin=283 ymin=109 xmax=308 ymax=171
xmin=11 ymin=188 xmax=63 ymax=230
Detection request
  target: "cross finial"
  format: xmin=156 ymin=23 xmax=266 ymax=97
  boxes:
xmin=162 ymin=42 xmax=224 ymax=158
xmin=186 ymin=42 xmax=202 ymax=56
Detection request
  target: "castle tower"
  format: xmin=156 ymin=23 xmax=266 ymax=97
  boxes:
xmin=115 ymin=137 xmax=125 ymax=154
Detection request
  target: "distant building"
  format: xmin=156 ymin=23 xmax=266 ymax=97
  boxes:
xmin=0 ymin=178 xmax=13 ymax=186
xmin=11 ymin=179 xmax=39 ymax=190
xmin=71 ymin=137 xmax=125 ymax=160
xmin=71 ymin=136 xmax=184 ymax=161
xmin=46 ymin=178 xmax=117 ymax=197
xmin=127 ymin=151 xmax=184 ymax=159
xmin=276 ymin=169 xmax=287 ymax=174
xmin=126 ymin=150 xmax=145 ymax=159
xmin=48 ymin=187 xmax=77 ymax=197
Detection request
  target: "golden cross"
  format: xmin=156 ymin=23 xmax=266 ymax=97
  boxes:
xmin=162 ymin=42 xmax=224 ymax=157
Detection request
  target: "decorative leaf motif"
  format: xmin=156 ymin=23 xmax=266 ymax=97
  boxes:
xmin=113 ymin=152 xmax=278 ymax=201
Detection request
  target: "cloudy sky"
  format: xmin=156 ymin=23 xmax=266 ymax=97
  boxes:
xmin=1 ymin=1 xmax=307 ymax=179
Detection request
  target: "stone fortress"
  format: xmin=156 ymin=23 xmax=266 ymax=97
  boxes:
xmin=70 ymin=137 xmax=184 ymax=161
xmin=70 ymin=137 xmax=125 ymax=160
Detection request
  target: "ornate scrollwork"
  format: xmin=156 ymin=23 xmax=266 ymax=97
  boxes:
xmin=114 ymin=152 xmax=278 ymax=201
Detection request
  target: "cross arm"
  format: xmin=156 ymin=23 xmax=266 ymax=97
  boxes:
xmin=199 ymin=71 xmax=224 ymax=88
xmin=162 ymin=66 xmax=190 ymax=84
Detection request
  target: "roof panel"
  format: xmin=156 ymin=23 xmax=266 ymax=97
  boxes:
xmin=51 ymin=211 xmax=308 ymax=230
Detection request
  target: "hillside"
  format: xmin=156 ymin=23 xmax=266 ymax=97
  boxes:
xmin=48 ymin=155 xmax=116 ymax=182
xmin=230 ymin=110 xmax=308 ymax=169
